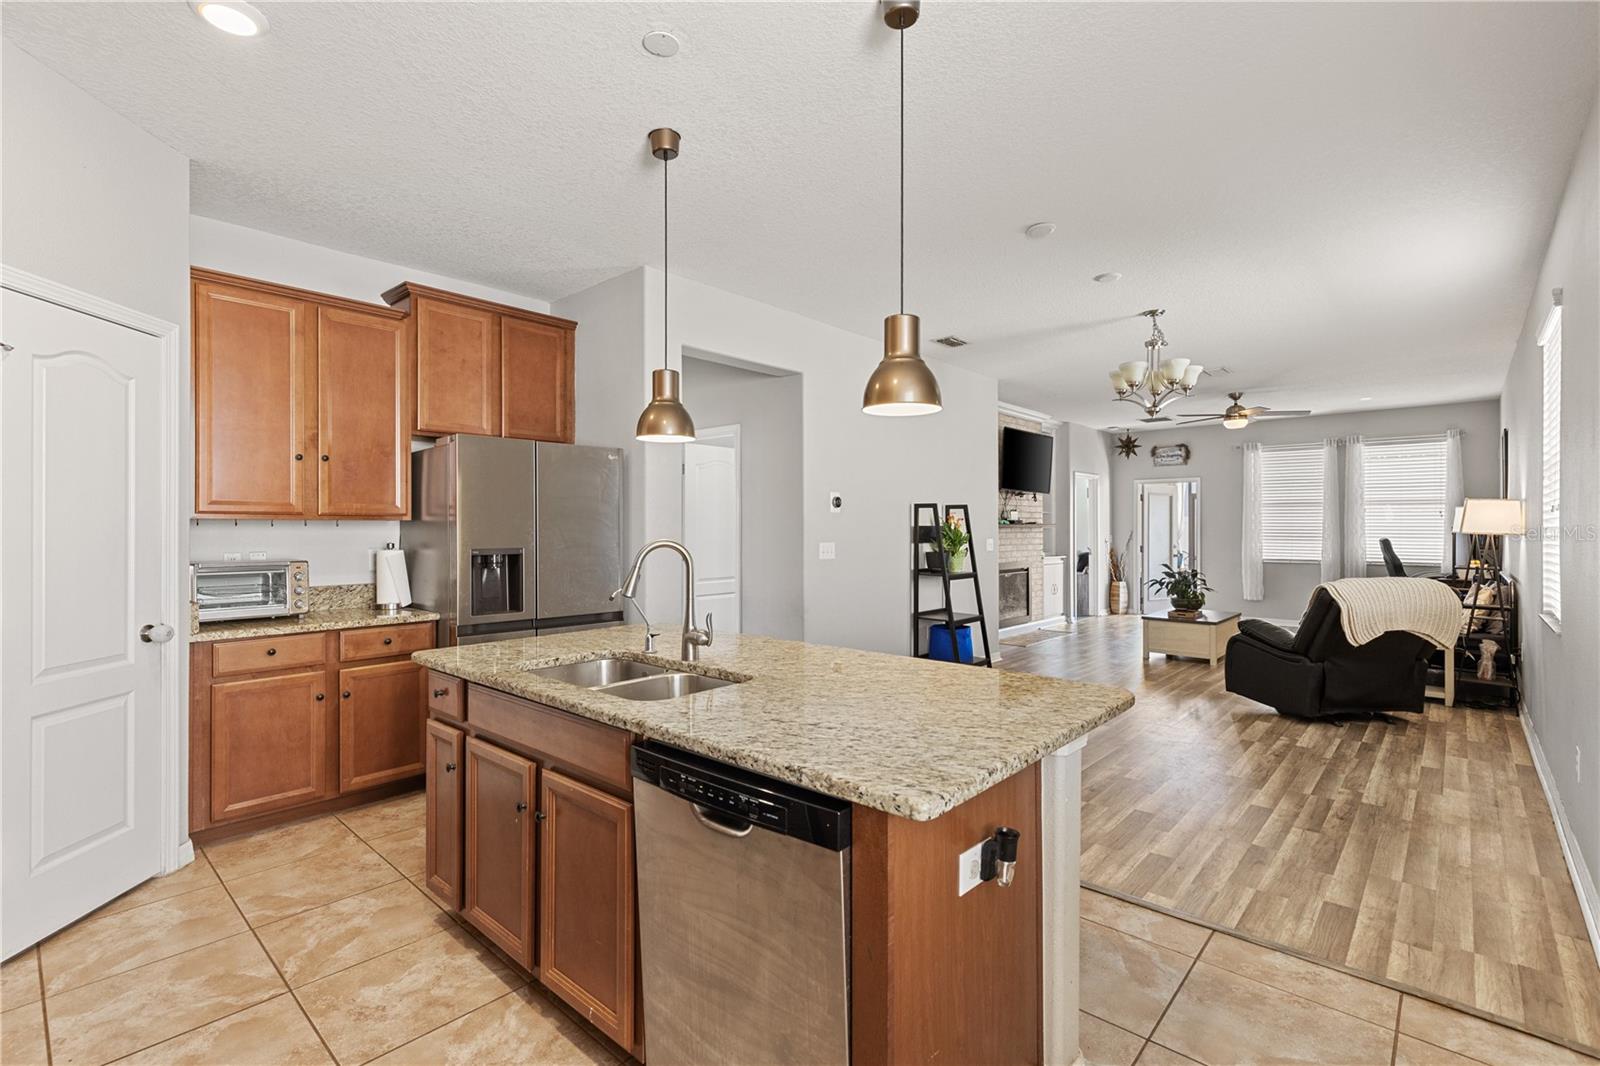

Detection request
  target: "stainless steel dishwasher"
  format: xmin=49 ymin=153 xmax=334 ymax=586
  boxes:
xmin=631 ymin=742 xmax=852 ymax=1066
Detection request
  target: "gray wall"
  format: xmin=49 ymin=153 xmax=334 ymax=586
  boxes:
xmin=1053 ymin=422 xmax=1114 ymax=615
xmin=682 ymin=357 xmax=805 ymax=640
xmin=1109 ymin=400 xmax=1502 ymax=620
xmin=1501 ymin=90 xmax=1600 ymax=909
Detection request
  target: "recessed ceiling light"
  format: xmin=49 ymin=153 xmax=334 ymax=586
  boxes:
xmin=1024 ymin=222 xmax=1056 ymax=239
xmin=1360 ymin=396 xmax=1374 ymax=401
xmin=1093 ymin=272 xmax=1122 ymax=284
xmin=642 ymin=30 xmax=680 ymax=57
xmin=190 ymin=1 xmax=268 ymax=36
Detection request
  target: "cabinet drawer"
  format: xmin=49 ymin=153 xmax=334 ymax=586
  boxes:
xmin=212 ymin=632 xmax=326 ymax=676
xmin=467 ymin=684 xmax=632 ymax=794
xmin=427 ymin=671 xmax=464 ymax=721
xmin=339 ymin=622 xmax=434 ymax=662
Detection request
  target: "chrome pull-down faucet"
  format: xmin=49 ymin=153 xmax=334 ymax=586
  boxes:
xmin=611 ymin=540 xmax=713 ymax=662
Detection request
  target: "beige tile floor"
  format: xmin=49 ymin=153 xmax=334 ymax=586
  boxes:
xmin=2 ymin=791 xmax=1595 ymax=1065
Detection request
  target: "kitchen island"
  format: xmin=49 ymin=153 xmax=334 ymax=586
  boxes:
xmin=414 ymin=626 xmax=1133 ymax=1065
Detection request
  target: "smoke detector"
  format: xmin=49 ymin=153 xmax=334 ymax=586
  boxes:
xmin=642 ymin=30 xmax=681 ymax=57
xmin=934 ymin=336 xmax=968 ymax=348
xmin=1024 ymin=222 xmax=1057 ymax=239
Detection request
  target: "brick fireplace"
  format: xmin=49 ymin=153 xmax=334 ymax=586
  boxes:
xmin=998 ymin=567 xmax=1032 ymax=628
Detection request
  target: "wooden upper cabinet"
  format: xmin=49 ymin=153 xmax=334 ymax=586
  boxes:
xmin=539 ymin=769 xmax=635 ymax=1049
xmin=412 ymin=296 xmax=501 ymax=437
xmin=384 ymin=282 xmax=576 ymax=443
xmin=502 ymin=317 xmax=574 ymax=442
xmin=193 ymin=274 xmax=313 ymax=516
xmin=318 ymin=306 xmax=409 ymax=517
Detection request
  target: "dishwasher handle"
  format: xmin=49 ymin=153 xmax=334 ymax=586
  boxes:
xmin=691 ymin=803 xmax=754 ymax=838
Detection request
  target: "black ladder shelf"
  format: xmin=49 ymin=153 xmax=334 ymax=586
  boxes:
xmin=911 ymin=502 xmax=993 ymax=667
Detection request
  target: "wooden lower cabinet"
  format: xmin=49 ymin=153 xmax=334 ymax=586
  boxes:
xmin=210 ymin=669 xmax=335 ymax=823
xmin=538 ymin=770 xmax=636 ymax=1049
xmin=424 ymin=719 xmax=465 ymax=909
xmin=339 ymin=660 xmax=425 ymax=792
xmin=464 ymin=737 xmax=537 ymax=969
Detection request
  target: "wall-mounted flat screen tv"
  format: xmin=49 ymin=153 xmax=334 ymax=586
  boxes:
xmin=1000 ymin=426 xmax=1053 ymax=494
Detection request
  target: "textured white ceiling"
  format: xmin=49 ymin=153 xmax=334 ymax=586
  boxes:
xmin=4 ymin=2 xmax=1594 ymax=427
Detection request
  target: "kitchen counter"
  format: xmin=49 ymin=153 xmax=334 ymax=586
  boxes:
xmin=413 ymin=625 xmax=1132 ymax=820
xmin=192 ymin=606 xmax=440 ymax=643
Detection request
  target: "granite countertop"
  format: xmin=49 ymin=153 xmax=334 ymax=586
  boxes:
xmin=193 ymin=607 xmax=440 ymax=643
xmin=413 ymin=626 xmax=1134 ymax=821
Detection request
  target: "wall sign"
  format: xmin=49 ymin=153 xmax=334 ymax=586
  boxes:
xmin=1151 ymin=444 xmax=1191 ymax=467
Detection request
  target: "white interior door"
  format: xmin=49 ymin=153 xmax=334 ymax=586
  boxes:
xmin=682 ymin=427 xmax=740 ymax=634
xmin=1141 ymin=483 xmax=1179 ymax=612
xmin=2 ymin=287 xmax=170 ymax=955
xmin=1071 ymin=472 xmax=1100 ymax=618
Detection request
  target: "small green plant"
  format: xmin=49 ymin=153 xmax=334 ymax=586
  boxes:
xmin=1147 ymin=564 xmax=1211 ymax=609
xmin=940 ymin=513 xmax=970 ymax=556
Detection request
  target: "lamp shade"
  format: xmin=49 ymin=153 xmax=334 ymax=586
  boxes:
xmin=1452 ymin=505 xmax=1465 ymax=533
xmin=1457 ymin=497 xmax=1526 ymax=535
xmin=636 ymin=368 xmax=696 ymax=442
xmin=864 ymin=313 xmax=942 ymax=416
xmin=1180 ymin=364 xmax=1203 ymax=388
xmin=1118 ymin=362 xmax=1147 ymax=390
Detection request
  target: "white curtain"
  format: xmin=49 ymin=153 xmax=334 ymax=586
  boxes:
xmin=1341 ymin=435 xmax=1367 ymax=578
xmin=1442 ymin=428 xmax=1463 ymax=572
xmin=1320 ymin=437 xmax=1342 ymax=582
xmin=1242 ymin=442 xmax=1264 ymax=601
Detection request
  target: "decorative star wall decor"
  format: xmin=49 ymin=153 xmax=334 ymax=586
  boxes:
xmin=1116 ymin=432 xmax=1141 ymax=458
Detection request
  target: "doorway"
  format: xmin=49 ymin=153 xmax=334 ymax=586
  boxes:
xmin=682 ymin=425 xmax=741 ymax=634
xmin=1070 ymin=472 xmax=1101 ymax=619
xmin=1137 ymin=478 xmax=1200 ymax=613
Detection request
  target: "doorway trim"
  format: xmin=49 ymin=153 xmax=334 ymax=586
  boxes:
xmin=1133 ymin=476 xmax=1203 ymax=614
xmin=1069 ymin=471 xmax=1102 ymax=619
xmin=1 ymin=265 xmax=191 ymax=875
xmin=681 ymin=423 xmax=742 ymax=633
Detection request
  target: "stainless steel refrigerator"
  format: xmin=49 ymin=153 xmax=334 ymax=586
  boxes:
xmin=401 ymin=435 xmax=624 ymax=645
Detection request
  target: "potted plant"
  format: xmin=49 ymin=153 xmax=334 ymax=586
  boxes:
xmin=1148 ymin=564 xmax=1212 ymax=616
xmin=940 ymin=513 xmax=971 ymax=572
xmin=1107 ymin=533 xmax=1131 ymax=614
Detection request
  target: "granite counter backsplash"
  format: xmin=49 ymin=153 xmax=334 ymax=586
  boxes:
xmin=414 ymin=626 xmax=1134 ymax=821
xmin=191 ymin=582 xmax=436 ymax=642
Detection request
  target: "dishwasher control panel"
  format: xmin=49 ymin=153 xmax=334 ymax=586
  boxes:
xmin=632 ymin=742 xmax=851 ymax=850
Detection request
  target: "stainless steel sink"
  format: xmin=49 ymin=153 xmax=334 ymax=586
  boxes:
xmin=598 ymin=672 xmax=739 ymax=701
xmin=524 ymin=658 xmax=669 ymax=688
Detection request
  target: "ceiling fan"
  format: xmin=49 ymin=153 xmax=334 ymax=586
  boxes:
xmin=1178 ymin=392 xmax=1311 ymax=430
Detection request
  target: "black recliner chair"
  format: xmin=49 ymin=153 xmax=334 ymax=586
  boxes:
xmin=1224 ymin=588 xmax=1435 ymax=718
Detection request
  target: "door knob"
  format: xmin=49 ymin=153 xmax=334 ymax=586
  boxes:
xmin=140 ymin=623 xmax=175 ymax=644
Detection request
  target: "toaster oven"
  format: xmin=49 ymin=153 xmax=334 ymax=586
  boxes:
xmin=191 ymin=560 xmax=310 ymax=623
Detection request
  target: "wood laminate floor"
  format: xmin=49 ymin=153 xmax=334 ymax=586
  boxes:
xmin=1000 ymin=615 xmax=1600 ymax=1058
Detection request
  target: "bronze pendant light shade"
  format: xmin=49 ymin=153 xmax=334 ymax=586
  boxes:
xmin=863 ymin=0 xmax=941 ymax=416
xmin=636 ymin=127 xmax=696 ymax=443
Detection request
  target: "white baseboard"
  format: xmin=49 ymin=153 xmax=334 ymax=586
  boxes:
xmin=999 ymin=614 xmax=1068 ymax=638
xmin=1519 ymin=707 xmax=1600 ymax=967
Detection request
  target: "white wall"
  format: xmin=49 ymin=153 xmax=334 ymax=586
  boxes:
xmin=186 ymin=217 xmax=552 ymax=584
xmin=682 ymin=357 xmax=804 ymax=641
xmin=1501 ymin=91 xmax=1600 ymax=919
xmin=557 ymin=267 xmax=1000 ymax=656
xmin=1054 ymin=422 xmax=1114 ymax=615
xmin=1109 ymin=400 xmax=1502 ymax=620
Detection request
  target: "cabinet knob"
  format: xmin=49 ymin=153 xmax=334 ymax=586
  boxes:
xmin=315 ymin=693 xmax=325 ymax=701
xmin=515 ymin=801 xmax=528 ymax=813
xmin=432 ymin=688 xmax=448 ymax=698
xmin=342 ymin=690 xmax=351 ymax=698
xmin=444 ymin=762 xmax=456 ymax=773
xmin=321 ymin=454 xmax=330 ymax=462
xmin=266 ymin=648 xmax=277 ymax=656
xmin=295 ymin=453 xmax=304 ymax=461
xmin=383 ymin=637 xmax=393 ymax=645
xmin=535 ymin=810 xmax=546 ymax=822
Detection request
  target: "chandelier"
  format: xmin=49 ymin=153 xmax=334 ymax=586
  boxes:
xmin=1108 ymin=309 xmax=1203 ymax=419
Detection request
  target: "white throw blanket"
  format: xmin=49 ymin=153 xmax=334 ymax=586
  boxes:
xmin=1317 ymin=577 xmax=1464 ymax=651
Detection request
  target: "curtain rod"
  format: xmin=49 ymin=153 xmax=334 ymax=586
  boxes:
xmin=1231 ymin=429 xmax=1456 ymax=449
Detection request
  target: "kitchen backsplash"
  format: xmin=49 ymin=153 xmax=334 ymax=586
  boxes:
xmin=189 ymin=518 xmax=398 ymax=585
xmin=309 ymin=583 xmax=377 ymax=610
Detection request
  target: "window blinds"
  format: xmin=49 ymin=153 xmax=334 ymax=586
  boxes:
xmin=1540 ymin=307 xmax=1562 ymax=625
xmin=1362 ymin=436 xmax=1449 ymax=563
xmin=1259 ymin=443 xmax=1324 ymax=562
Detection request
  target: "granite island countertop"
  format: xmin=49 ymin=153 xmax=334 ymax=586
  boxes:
xmin=413 ymin=626 xmax=1133 ymax=821
xmin=193 ymin=606 xmax=440 ymax=643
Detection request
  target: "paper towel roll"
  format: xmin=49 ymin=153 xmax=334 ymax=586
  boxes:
xmin=375 ymin=549 xmax=412 ymax=610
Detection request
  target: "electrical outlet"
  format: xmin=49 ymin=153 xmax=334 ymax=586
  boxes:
xmin=986 ymin=538 xmax=995 ymax=552
xmin=958 ymin=838 xmax=986 ymax=896
xmin=819 ymin=542 xmax=836 ymax=560
xmin=222 ymin=551 xmax=242 ymax=562
xmin=247 ymin=550 xmax=268 ymax=562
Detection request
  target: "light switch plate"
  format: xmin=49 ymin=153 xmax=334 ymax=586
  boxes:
xmin=247 ymin=550 xmax=268 ymax=562
xmin=958 ymin=839 xmax=986 ymax=896
xmin=819 ymin=542 xmax=836 ymax=560
xmin=222 ymin=551 xmax=242 ymax=562
xmin=986 ymin=538 xmax=995 ymax=552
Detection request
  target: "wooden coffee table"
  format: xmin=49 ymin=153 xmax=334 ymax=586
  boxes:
xmin=1141 ymin=609 xmax=1241 ymax=666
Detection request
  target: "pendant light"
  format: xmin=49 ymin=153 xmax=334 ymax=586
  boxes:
xmin=636 ymin=127 xmax=696 ymax=443
xmin=862 ymin=0 xmax=942 ymax=417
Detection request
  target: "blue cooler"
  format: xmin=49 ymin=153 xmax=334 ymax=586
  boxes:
xmin=927 ymin=623 xmax=974 ymax=663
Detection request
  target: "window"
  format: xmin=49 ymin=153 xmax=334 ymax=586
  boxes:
xmin=1540 ymin=305 xmax=1562 ymax=628
xmin=1363 ymin=436 xmax=1449 ymax=563
xmin=1260 ymin=443 xmax=1324 ymax=562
